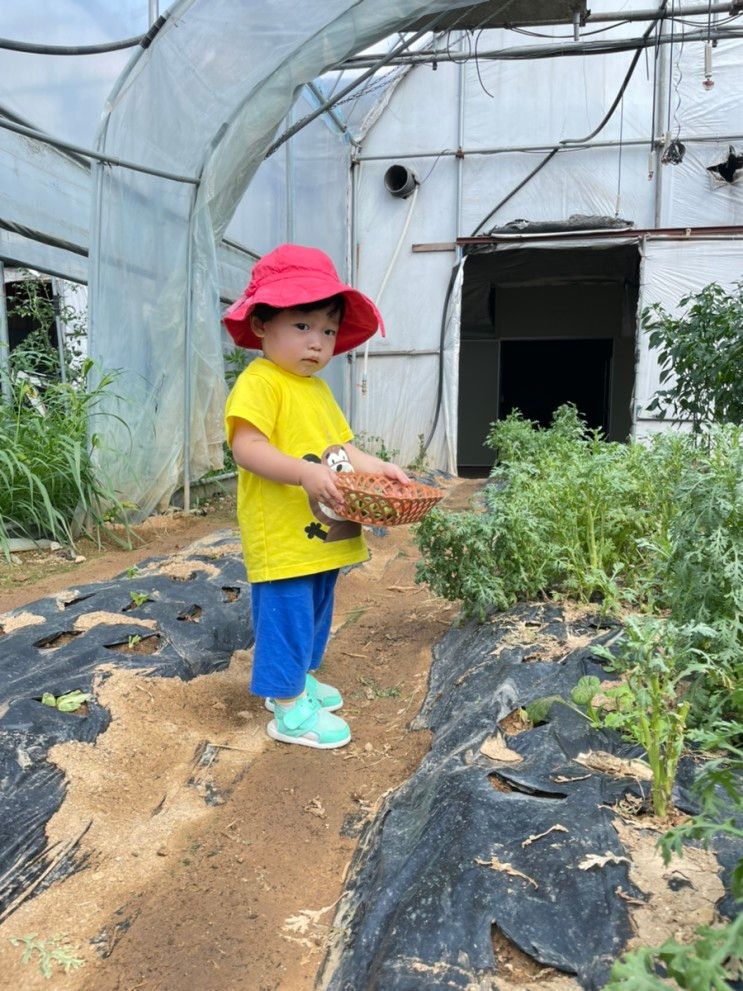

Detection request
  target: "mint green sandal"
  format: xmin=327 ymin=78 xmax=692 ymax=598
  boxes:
xmin=265 ymin=673 xmax=343 ymax=713
xmin=266 ymin=694 xmax=351 ymax=749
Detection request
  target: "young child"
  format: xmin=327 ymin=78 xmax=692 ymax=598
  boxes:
xmin=223 ymin=244 xmax=409 ymax=749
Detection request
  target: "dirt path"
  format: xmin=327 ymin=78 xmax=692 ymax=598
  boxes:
xmin=0 ymin=480 xmax=481 ymax=991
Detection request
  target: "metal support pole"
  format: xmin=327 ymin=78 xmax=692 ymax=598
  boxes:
xmin=654 ymin=21 xmax=670 ymax=227
xmin=455 ymin=42 xmax=466 ymax=262
xmin=182 ymin=184 xmax=199 ymax=513
xmin=0 ymin=262 xmax=9 ymax=400
xmin=148 ymin=0 xmax=159 ymax=27
xmin=285 ymin=107 xmax=295 ymax=242
xmin=355 ymin=132 xmax=743 ymax=162
xmin=51 ymin=278 xmax=67 ymax=384
xmin=348 ymin=159 xmax=361 ymax=427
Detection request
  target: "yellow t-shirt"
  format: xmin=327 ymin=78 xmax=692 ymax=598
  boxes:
xmin=225 ymin=357 xmax=368 ymax=582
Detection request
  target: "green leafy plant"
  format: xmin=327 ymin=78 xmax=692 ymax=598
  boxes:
xmin=40 ymin=690 xmax=90 ymax=713
xmin=593 ymin=617 xmax=713 ymax=818
xmin=0 ymin=281 xmax=132 ymax=559
xmin=655 ymin=425 xmax=743 ymax=729
xmin=642 ymin=281 xmax=743 ymax=434
xmin=354 ymin=432 xmax=399 ymax=463
xmin=415 ymin=406 xmax=689 ymax=618
xmin=9 ymin=933 xmax=84 ymax=980
xmin=570 ymin=675 xmax=603 ymax=728
xmin=659 ymin=729 xmax=743 ymax=899
xmin=407 ymin=433 xmax=429 ymax=474
xmin=125 ymin=565 xmax=140 ymax=578
xmin=603 ymin=914 xmax=743 ymax=991
xmin=129 ymin=590 xmax=149 ymax=607
xmin=127 ymin=634 xmax=142 ymax=650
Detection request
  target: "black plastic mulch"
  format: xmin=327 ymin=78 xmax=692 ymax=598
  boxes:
xmin=319 ymin=603 xmax=740 ymax=991
xmin=0 ymin=536 xmax=251 ymax=919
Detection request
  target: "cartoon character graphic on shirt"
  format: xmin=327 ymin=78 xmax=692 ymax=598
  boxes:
xmin=302 ymin=445 xmax=361 ymax=542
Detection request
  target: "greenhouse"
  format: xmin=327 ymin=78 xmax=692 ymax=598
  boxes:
xmin=0 ymin=2 xmax=741 ymax=989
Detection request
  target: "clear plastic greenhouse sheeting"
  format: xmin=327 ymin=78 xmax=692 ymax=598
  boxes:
xmin=88 ymin=0 xmax=473 ymax=514
xmin=635 ymin=238 xmax=743 ymax=431
xmin=0 ymin=1 xmax=147 ymax=148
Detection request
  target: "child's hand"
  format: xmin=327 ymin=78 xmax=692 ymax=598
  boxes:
xmin=379 ymin=462 xmax=411 ymax=485
xmin=298 ymin=460 xmax=345 ymax=511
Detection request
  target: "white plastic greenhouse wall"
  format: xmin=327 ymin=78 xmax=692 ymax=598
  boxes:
xmin=1 ymin=0 xmax=742 ymax=511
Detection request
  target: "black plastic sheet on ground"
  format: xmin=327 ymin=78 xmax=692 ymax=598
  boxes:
xmin=319 ymin=603 xmax=738 ymax=991
xmin=0 ymin=535 xmax=251 ymax=919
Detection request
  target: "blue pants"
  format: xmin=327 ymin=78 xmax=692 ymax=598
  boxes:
xmin=250 ymin=569 xmax=339 ymax=698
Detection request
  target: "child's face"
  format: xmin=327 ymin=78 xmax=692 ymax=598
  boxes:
xmin=251 ymin=304 xmax=340 ymax=376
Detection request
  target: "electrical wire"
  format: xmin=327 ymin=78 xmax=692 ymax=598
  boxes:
xmin=474 ymin=29 xmax=495 ymax=97
xmin=469 ymin=0 xmax=670 ymax=235
xmin=507 ymin=20 xmax=633 ymax=38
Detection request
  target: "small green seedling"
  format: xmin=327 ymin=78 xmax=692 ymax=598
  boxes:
xmin=9 ymin=933 xmax=84 ymax=980
xmin=129 ymin=590 xmax=149 ymax=607
xmin=569 ymin=675 xmax=603 ymax=728
xmin=127 ymin=634 xmax=142 ymax=650
xmin=524 ymin=696 xmax=563 ymax=726
xmin=358 ymin=676 xmax=401 ymax=700
xmin=125 ymin=565 xmax=140 ymax=578
xmin=40 ymin=690 xmax=90 ymax=713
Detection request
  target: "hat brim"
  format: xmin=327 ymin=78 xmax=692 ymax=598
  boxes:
xmin=222 ymin=276 xmax=384 ymax=356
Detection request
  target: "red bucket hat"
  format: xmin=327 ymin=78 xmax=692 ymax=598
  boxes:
xmin=222 ymin=244 xmax=385 ymax=356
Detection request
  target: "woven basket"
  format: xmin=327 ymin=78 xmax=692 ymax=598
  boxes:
xmin=334 ymin=473 xmax=444 ymax=526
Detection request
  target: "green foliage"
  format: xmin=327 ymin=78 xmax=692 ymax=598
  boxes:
xmin=655 ymin=426 xmax=743 ymax=728
xmin=659 ymin=731 xmax=743 ymax=900
xmin=40 ymin=690 xmax=90 ymax=713
xmin=570 ymin=675 xmax=603 ymax=727
xmin=643 ymin=281 xmax=743 ymax=433
xmin=593 ymin=616 xmax=713 ymax=818
xmin=129 ymin=590 xmax=149 ymax=607
xmin=215 ymin=346 xmax=254 ymax=477
xmin=407 ymin=433 xmax=429 ymax=474
xmin=354 ymin=432 xmax=399 ymax=463
xmin=416 ymin=406 xmax=688 ymax=618
xmin=570 ymin=675 xmax=602 ymax=707
xmin=603 ymin=914 xmax=743 ymax=991
xmin=0 ymin=278 xmax=131 ymax=558
xmin=524 ymin=696 xmax=563 ymax=726
xmin=9 ymin=933 xmax=84 ymax=980
xmin=416 ymin=410 xmax=741 ymax=733
xmin=414 ymin=507 xmax=511 ymax=620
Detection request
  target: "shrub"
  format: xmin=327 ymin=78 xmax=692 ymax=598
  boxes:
xmin=642 ymin=280 xmax=743 ymax=433
xmin=415 ymin=406 xmax=689 ymax=617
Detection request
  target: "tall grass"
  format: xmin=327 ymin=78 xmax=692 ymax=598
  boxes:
xmin=0 ymin=322 xmax=131 ymax=559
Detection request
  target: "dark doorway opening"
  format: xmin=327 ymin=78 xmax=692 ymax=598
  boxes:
xmin=499 ymin=338 xmax=612 ymax=433
xmin=457 ymin=242 xmax=639 ymax=472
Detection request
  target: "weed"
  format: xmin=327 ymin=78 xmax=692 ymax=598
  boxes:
xmin=407 ymin=434 xmax=429 ymax=474
xmin=40 ymin=690 xmax=90 ymax=713
xmin=358 ymin=676 xmax=401 ymax=699
xmin=9 ymin=933 xmax=84 ymax=980
xmin=603 ymin=914 xmax=742 ymax=990
xmin=354 ymin=432 xmax=399 ymax=463
xmin=592 ymin=617 xmax=712 ymax=818
xmin=0 ymin=278 xmax=132 ymax=559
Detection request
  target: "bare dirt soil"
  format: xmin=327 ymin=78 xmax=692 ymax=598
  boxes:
xmin=0 ymin=479 xmax=727 ymax=990
xmin=0 ymin=482 xmax=472 ymax=991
